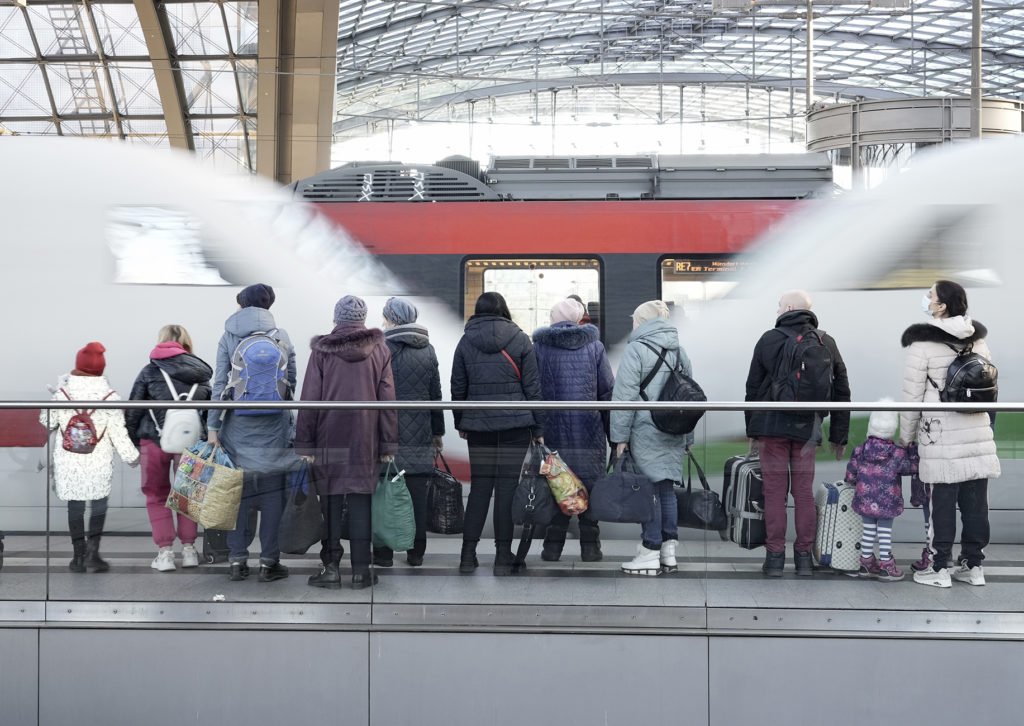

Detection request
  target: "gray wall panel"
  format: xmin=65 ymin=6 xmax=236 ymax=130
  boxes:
xmin=369 ymin=632 xmax=709 ymax=726
xmin=0 ymin=629 xmax=38 ymax=726
xmin=710 ymin=636 xmax=1024 ymax=726
xmin=39 ymin=629 xmax=368 ymax=726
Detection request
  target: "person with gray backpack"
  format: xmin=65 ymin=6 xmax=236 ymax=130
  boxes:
xmin=126 ymin=325 xmax=212 ymax=572
xmin=208 ymin=284 xmax=298 ymax=583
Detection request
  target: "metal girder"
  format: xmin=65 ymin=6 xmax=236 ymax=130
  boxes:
xmin=336 ymin=24 xmax=1024 ymax=96
xmin=332 ymin=71 xmax=912 ymax=133
xmin=256 ymin=0 xmax=281 ymax=179
xmin=133 ymin=0 xmax=193 ymax=149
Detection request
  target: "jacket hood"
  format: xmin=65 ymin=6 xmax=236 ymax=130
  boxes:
xmin=311 ymin=324 xmax=384 ymax=361
xmin=62 ymin=374 xmax=113 ymax=398
xmin=901 ymin=318 xmax=987 ymax=348
xmin=152 ymin=350 xmax=213 ymax=385
xmin=225 ymin=307 xmax=278 ymax=338
xmin=464 ymin=314 xmax=522 ymax=354
xmin=628 ymin=317 xmax=679 ymax=350
xmin=859 ymin=436 xmax=901 ymax=465
xmin=532 ymin=322 xmax=599 ymax=350
xmin=385 ymin=323 xmax=429 ymax=349
xmin=776 ymin=309 xmax=819 ymax=330
xmin=150 ymin=341 xmax=188 ymax=360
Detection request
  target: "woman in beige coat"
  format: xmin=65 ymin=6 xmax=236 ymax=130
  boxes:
xmin=899 ymin=280 xmax=999 ymax=588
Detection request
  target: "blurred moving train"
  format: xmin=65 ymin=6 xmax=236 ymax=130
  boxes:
xmin=4 ymin=136 xmax=1023 ymax=538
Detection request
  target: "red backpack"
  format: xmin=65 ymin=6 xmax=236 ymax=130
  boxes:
xmin=59 ymin=389 xmax=113 ymax=454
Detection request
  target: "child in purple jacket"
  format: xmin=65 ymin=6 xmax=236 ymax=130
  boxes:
xmin=845 ymin=407 xmax=919 ymax=581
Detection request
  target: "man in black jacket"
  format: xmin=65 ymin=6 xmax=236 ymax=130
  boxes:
xmin=745 ymin=290 xmax=851 ymax=577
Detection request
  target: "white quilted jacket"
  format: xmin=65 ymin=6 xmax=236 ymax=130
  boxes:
xmin=899 ymin=316 xmax=1000 ymax=485
xmin=39 ymin=374 xmax=140 ymax=501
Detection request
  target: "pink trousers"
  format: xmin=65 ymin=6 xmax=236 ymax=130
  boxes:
xmin=141 ymin=439 xmax=197 ymax=548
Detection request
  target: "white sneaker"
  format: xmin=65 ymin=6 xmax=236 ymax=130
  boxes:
xmin=913 ymin=567 xmax=951 ymax=588
xmin=660 ymin=541 xmax=677 ymax=573
xmin=151 ymin=547 xmax=176 ymax=572
xmin=952 ymin=563 xmax=985 ymax=586
xmin=181 ymin=544 xmax=199 ymax=569
xmin=621 ymin=544 xmax=662 ymax=576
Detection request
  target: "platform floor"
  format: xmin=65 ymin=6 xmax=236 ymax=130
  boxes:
xmin=4 ymin=536 xmax=1024 ymax=625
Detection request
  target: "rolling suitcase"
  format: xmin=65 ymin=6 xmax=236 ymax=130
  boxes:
xmin=722 ymin=454 xmax=765 ymax=550
xmin=813 ymin=481 xmax=862 ymax=572
xmin=202 ymin=508 xmax=259 ymax=564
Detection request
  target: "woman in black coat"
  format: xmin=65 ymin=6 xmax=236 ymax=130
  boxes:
xmin=372 ymin=297 xmax=445 ymax=567
xmin=126 ymin=325 xmax=212 ymax=572
xmin=452 ymin=292 xmax=544 ymax=575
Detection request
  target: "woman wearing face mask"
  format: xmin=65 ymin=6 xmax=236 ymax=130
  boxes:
xmin=899 ymin=280 xmax=1000 ymax=588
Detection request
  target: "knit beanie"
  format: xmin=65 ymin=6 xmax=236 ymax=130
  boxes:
xmin=867 ymin=403 xmax=898 ymax=440
xmin=550 ymin=298 xmax=585 ymax=324
xmin=334 ymin=295 xmax=368 ymax=323
xmin=382 ymin=297 xmax=418 ymax=326
xmin=631 ymin=300 xmax=671 ymax=326
xmin=236 ymin=283 xmax=275 ymax=310
xmin=75 ymin=342 xmax=106 ymax=376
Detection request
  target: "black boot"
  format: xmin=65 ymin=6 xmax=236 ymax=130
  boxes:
xmin=459 ymin=541 xmax=478 ymax=574
xmin=794 ymin=549 xmax=814 ymax=577
xmin=541 ymin=541 xmax=563 ymax=562
xmin=308 ymin=562 xmax=341 ymax=589
xmin=258 ymin=561 xmax=289 ymax=582
xmin=406 ymin=542 xmax=425 ymax=567
xmin=351 ymin=570 xmax=379 ymax=590
xmin=85 ymin=537 xmax=108 ymax=572
xmin=372 ymin=546 xmax=394 ymax=568
xmin=580 ymin=541 xmax=603 ymax=562
xmin=69 ymin=539 xmax=86 ymax=573
xmin=762 ymin=550 xmax=785 ymax=578
xmin=494 ymin=541 xmax=516 ymax=576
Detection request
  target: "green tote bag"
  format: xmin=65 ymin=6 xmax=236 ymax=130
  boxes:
xmin=371 ymin=461 xmax=416 ymax=551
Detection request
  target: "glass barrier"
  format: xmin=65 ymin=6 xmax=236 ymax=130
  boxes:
xmin=3 ymin=401 xmax=1019 ymax=630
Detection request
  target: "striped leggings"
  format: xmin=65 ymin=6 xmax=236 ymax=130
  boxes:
xmin=861 ymin=516 xmax=895 ymax=560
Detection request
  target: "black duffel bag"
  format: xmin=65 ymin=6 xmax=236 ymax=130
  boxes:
xmin=511 ymin=441 xmax=558 ymax=527
xmin=589 ymin=451 xmax=656 ymax=524
xmin=676 ymin=451 xmax=728 ymax=532
xmin=427 ymin=453 xmax=465 ymax=535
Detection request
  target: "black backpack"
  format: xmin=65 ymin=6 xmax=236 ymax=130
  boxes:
xmin=638 ymin=342 xmax=706 ymax=435
xmin=928 ymin=343 xmax=998 ymax=403
xmin=769 ymin=326 xmax=834 ymax=403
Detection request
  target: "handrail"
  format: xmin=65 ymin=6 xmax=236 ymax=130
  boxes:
xmin=9 ymin=400 xmax=1020 ymax=412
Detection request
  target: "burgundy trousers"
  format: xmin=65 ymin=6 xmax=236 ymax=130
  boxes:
xmin=759 ymin=436 xmax=817 ymax=554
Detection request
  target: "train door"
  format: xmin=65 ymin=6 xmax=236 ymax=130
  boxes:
xmin=462 ymin=258 xmax=602 ymax=334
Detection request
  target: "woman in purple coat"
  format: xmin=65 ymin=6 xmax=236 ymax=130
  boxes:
xmin=532 ymin=298 xmax=614 ymax=562
xmin=296 ymin=295 xmax=398 ymax=589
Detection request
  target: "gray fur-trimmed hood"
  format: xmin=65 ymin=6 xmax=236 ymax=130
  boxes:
xmin=532 ymin=322 xmax=599 ymax=350
xmin=901 ymin=319 xmax=988 ymax=348
xmin=311 ymin=324 xmax=384 ymax=361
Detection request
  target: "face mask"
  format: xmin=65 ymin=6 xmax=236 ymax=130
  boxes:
xmin=921 ymin=293 xmax=933 ymax=317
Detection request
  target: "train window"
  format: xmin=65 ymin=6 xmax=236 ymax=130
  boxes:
xmin=463 ymin=258 xmax=602 ymax=333
xmin=660 ymin=256 xmax=751 ymax=319
xmin=106 ymin=206 xmax=231 ymax=285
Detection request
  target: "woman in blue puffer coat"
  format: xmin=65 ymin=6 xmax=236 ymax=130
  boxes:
xmin=532 ymin=298 xmax=614 ymax=562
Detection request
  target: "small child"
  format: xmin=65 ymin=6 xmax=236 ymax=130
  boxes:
xmin=40 ymin=343 xmax=139 ymax=572
xmin=844 ymin=407 xmax=919 ymax=581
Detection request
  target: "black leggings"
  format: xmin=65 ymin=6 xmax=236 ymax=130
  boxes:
xmin=463 ymin=428 xmax=533 ymax=547
xmin=320 ymin=492 xmax=372 ymax=571
xmin=67 ymin=497 xmax=108 ymax=543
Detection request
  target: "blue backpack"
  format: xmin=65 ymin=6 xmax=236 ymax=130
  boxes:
xmin=224 ymin=329 xmax=289 ymax=416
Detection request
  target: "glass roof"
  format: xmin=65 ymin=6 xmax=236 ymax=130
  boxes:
xmin=333 ymin=0 xmax=1024 ymax=142
xmin=0 ymin=1 xmax=257 ymax=170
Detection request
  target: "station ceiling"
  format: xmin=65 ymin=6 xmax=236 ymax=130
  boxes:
xmin=1 ymin=0 xmax=1022 ymax=174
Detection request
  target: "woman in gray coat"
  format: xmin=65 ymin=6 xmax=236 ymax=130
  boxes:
xmin=610 ymin=300 xmax=694 ymax=576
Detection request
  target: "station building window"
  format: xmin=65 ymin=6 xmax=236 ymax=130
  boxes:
xmin=463 ymin=258 xmax=602 ymax=334
xmin=660 ymin=255 xmax=749 ymax=319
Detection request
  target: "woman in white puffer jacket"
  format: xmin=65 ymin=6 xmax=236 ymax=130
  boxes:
xmin=898 ymin=280 xmax=999 ymax=589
